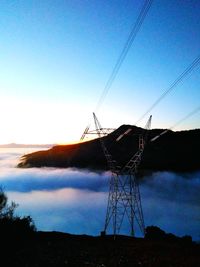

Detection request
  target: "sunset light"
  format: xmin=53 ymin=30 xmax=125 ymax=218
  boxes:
xmin=0 ymin=1 xmax=200 ymax=144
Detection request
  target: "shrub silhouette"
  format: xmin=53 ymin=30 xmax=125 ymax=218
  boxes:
xmin=145 ymin=225 xmax=193 ymax=244
xmin=145 ymin=226 xmax=166 ymax=240
xmin=0 ymin=187 xmax=36 ymax=241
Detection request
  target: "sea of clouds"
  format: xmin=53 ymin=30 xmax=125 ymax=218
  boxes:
xmin=0 ymin=148 xmax=199 ymax=240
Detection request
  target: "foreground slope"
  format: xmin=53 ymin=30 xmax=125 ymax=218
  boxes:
xmin=18 ymin=125 xmax=200 ymax=172
xmin=2 ymin=231 xmax=200 ymax=267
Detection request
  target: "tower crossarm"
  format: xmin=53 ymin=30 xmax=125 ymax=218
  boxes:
xmin=93 ymin=113 xmax=118 ymax=172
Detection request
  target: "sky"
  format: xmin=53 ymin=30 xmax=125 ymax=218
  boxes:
xmin=0 ymin=0 xmax=200 ymax=144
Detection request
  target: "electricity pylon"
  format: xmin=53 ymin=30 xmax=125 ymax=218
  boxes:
xmin=104 ymin=116 xmax=151 ymax=237
xmin=83 ymin=113 xmax=152 ymax=237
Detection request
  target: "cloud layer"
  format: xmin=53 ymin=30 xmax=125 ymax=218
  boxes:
xmin=1 ymin=148 xmax=200 ymax=240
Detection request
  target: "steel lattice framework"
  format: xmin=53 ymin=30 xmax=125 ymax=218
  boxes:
xmin=104 ymin=133 xmax=149 ymax=237
xmin=82 ymin=113 xmax=152 ymax=237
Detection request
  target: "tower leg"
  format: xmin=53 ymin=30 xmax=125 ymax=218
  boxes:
xmin=104 ymin=173 xmax=145 ymax=237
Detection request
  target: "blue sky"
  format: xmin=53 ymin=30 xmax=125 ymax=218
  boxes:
xmin=0 ymin=0 xmax=200 ymax=144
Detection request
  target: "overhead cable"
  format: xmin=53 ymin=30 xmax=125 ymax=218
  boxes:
xmin=170 ymin=105 xmax=200 ymax=130
xmin=95 ymin=0 xmax=153 ymax=112
xmin=151 ymin=105 xmax=200 ymax=142
xmin=136 ymin=54 xmax=200 ymax=124
xmin=81 ymin=0 xmax=153 ymax=141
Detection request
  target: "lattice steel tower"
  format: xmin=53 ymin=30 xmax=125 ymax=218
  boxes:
xmin=82 ymin=113 xmax=152 ymax=237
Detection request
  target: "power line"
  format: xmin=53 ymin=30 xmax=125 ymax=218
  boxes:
xmin=170 ymin=105 xmax=200 ymax=130
xmin=136 ymin=54 xmax=200 ymax=124
xmin=81 ymin=0 xmax=153 ymax=140
xmin=151 ymin=105 xmax=200 ymax=142
xmin=95 ymin=0 xmax=153 ymax=112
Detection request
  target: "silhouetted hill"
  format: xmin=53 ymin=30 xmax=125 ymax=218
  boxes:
xmin=18 ymin=125 xmax=200 ymax=173
xmin=1 ymin=230 xmax=200 ymax=266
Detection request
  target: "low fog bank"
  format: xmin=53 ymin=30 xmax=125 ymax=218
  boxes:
xmin=0 ymin=167 xmax=109 ymax=192
xmin=141 ymin=171 xmax=200 ymax=240
xmin=0 ymin=148 xmax=199 ymax=240
xmin=8 ymin=188 xmax=107 ymax=235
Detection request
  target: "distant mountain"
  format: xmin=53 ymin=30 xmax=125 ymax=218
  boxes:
xmin=18 ymin=125 xmax=200 ymax=173
xmin=0 ymin=143 xmax=54 ymax=148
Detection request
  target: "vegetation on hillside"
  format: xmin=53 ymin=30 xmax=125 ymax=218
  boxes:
xmin=0 ymin=187 xmax=36 ymax=239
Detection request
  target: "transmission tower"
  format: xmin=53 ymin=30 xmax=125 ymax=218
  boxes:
xmin=104 ymin=116 xmax=151 ymax=237
xmin=83 ymin=113 xmax=152 ymax=237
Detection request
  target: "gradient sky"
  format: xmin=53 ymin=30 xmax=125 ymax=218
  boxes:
xmin=1 ymin=0 xmax=200 ymax=144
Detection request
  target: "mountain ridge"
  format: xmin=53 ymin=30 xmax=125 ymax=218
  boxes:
xmin=18 ymin=125 xmax=200 ymax=173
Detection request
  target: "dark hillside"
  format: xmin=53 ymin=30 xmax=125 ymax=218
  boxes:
xmin=18 ymin=126 xmax=200 ymax=173
xmin=2 ymin=231 xmax=200 ymax=267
